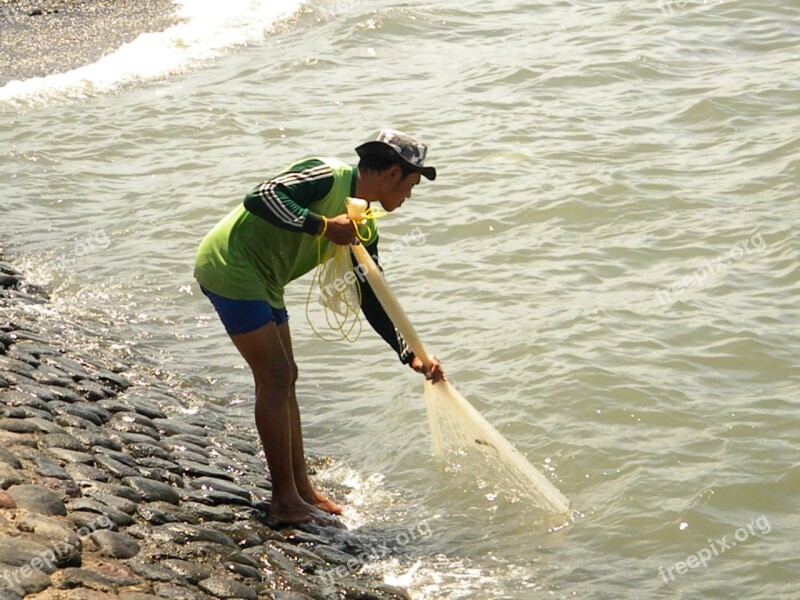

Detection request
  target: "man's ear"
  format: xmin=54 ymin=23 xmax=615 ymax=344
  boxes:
xmin=386 ymin=164 xmax=403 ymax=180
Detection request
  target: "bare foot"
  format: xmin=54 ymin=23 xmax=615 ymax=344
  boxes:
xmin=269 ymin=500 xmax=340 ymax=527
xmin=312 ymin=494 xmax=344 ymax=515
xmin=299 ymin=488 xmax=343 ymax=515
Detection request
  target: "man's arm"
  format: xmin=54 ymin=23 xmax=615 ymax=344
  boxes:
xmin=243 ymin=159 xmax=333 ymax=234
xmin=353 ymin=237 xmax=415 ymax=364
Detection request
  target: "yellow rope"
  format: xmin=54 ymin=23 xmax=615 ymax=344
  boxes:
xmin=304 ymin=205 xmax=387 ymax=342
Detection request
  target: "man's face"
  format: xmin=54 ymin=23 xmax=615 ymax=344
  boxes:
xmin=379 ymin=167 xmax=421 ymax=212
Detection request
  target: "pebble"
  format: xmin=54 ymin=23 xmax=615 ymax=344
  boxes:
xmin=0 ymin=489 xmax=17 ymax=508
xmin=41 ymin=432 xmax=88 ymax=452
xmin=0 ymin=447 xmax=22 ymax=469
xmin=68 ymin=498 xmax=136 ymax=527
xmin=93 ymin=453 xmax=139 ymax=478
xmin=16 ymin=511 xmax=79 ymax=547
xmin=64 ymin=462 xmax=112 ymax=483
xmin=48 ymin=447 xmax=95 ymax=464
xmin=35 ymin=456 xmax=71 ymax=479
xmin=197 ymin=576 xmax=258 ymax=600
xmin=178 ymin=460 xmax=234 ymax=481
xmin=189 ymin=477 xmax=252 ymax=501
xmin=90 ymin=529 xmax=141 ymax=559
xmin=123 ymin=477 xmax=181 ymax=505
xmin=161 ymin=559 xmax=211 ymax=584
xmin=153 ymin=582 xmax=214 ymax=600
xmin=8 ymin=484 xmax=67 ymax=516
xmin=1 ymin=565 xmax=51 ymax=596
xmin=0 ymin=538 xmax=59 ymax=573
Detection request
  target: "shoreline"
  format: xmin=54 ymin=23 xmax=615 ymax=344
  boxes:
xmin=0 ymin=251 xmax=410 ymax=599
xmin=0 ymin=0 xmax=180 ymax=86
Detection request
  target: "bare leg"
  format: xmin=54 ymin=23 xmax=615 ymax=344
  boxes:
xmin=229 ymin=322 xmax=335 ymax=525
xmin=276 ymin=322 xmax=343 ymax=515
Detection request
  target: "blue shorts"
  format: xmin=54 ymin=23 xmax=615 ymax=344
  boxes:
xmin=200 ymin=286 xmax=289 ymax=336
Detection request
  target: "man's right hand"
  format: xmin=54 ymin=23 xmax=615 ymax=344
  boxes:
xmin=324 ymin=214 xmax=356 ymax=245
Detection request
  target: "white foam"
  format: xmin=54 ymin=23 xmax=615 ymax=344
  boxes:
xmin=0 ymin=0 xmax=304 ymax=107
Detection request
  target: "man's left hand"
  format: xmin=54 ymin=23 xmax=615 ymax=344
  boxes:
xmin=410 ymin=356 xmax=446 ymax=384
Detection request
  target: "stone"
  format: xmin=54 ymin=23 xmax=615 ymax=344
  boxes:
xmin=128 ymin=443 xmax=173 ymax=462
xmin=127 ymin=561 xmax=177 ymax=583
xmin=96 ymin=369 xmax=131 ymax=391
xmin=0 ymin=462 xmax=26 ymax=489
xmin=91 ymin=447 xmax=138 ymax=467
xmin=0 ymin=538 xmax=59 ymax=573
xmin=123 ymin=477 xmax=180 ymax=505
xmin=91 ymin=493 xmax=138 ymax=515
xmin=41 ymin=432 xmax=87 ymax=452
xmin=17 ymin=382 xmax=59 ymax=402
xmin=26 ymin=417 xmax=66 ymax=434
xmin=8 ymin=484 xmax=66 ymax=515
xmin=181 ymin=502 xmax=236 ymax=524
xmin=153 ymin=419 xmax=207 ymax=438
xmin=61 ymin=404 xmax=112 ymax=426
xmin=54 ymin=414 xmax=99 ymax=429
xmin=93 ymin=453 xmax=139 ymax=478
xmin=152 ymin=582 xmax=214 ymax=600
xmin=161 ymin=559 xmax=211 ymax=584
xmin=197 ymin=576 xmax=257 ymax=600
xmin=164 ymin=439 xmax=208 ymax=458
xmin=67 ymin=498 xmax=135 ymax=527
xmin=178 ymin=460 xmax=234 ymax=481
xmin=89 ymin=560 xmax=140 ymax=586
xmin=35 ymin=456 xmax=71 ymax=479
xmin=48 ymin=447 xmax=94 ymax=464
xmin=137 ymin=504 xmax=183 ymax=526
xmin=16 ymin=511 xmax=79 ymax=547
xmin=189 ymin=477 xmax=252 ymax=501
xmin=0 ymin=447 xmax=22 ymax=469
xmin=90 ymin=529 xmax=141 ymax=559
xmin=0 ymin=565 xmax=50 ymax=596
xmin=45 ymin=355 xmax=92 ymax=380
xmin=137 ymin=457 xmax=181 ymax=475
xmin=116 ymin=395 xmax=168 ymax=420
xmin=223 ymin=561 xmax=262 ymax=581
xmin=2 ymin=405 xmax=53 ymax=420
xmin=0 ymin=489 xmax=17 ymax=508
xmin=185 ymin=488 xmax=252 ymax=508
xmin=81 ymin=481 xmax=143 ymax=503
xmin=65 ymin=462 xmax=112 ymax=484
xmin=73 ymin=380 xmax=115 ymax=401
xmin=0 ymin=417 xmax=43 ymax=433
xmin=68 ymin=429 xmax=121 ymax=451
xmin=68 ymin=510 xmax=118 ymax=533
xmin=52 ymin=567 xmax=118 ymax=592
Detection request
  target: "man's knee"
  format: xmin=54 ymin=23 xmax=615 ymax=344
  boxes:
xmin=254 ymin=361 xmax=294 ymax=395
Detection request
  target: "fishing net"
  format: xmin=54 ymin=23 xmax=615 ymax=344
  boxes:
xmin=424 ymin=380 xmax=570 ymax=514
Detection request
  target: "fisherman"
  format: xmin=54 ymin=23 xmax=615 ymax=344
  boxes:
xmin=194 ymin=129 xmax=445 ymax=526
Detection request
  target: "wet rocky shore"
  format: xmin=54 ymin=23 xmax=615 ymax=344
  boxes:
xmin=0 ymin=252 xmax=411 ymax=600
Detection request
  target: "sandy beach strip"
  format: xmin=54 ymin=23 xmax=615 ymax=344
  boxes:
xmin=0 ymin=0 xmax=180 ymax=85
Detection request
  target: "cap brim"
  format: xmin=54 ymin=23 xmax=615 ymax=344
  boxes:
xmin=356 ymin=141 xmax=437 ymax=181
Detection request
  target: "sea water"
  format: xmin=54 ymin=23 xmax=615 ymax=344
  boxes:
xmin=1 ymin=0 xmax=798 ymax=597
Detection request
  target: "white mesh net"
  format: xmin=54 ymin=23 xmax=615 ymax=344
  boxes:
xmin=424 ymin=380 xmax=570 ymax=514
